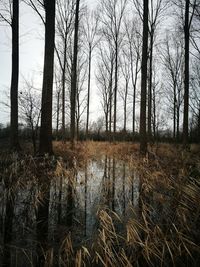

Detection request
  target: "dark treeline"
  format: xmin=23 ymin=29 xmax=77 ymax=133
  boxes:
xmin=0 ymin=0 xmax=200 ymax=154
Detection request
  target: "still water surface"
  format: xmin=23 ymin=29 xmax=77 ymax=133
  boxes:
xmin=0 ymin=156 xmax=139 ymax=266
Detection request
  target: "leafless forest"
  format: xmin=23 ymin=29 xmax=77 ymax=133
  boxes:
xmin=0 ymin=0 xmax=200 ymax=266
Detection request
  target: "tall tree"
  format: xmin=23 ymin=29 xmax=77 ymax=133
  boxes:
xmin=10 ymin=0 xmax=20 ymax=150
xmin=147 ymin=0 xmax=166 ymax=139
xmin=161 ymin=34 xmax=184 ymax=141
xmin=140 ymin=0 xmax=149 ymax=154
xmin=55 ymin=0 xmax=75 ymax=141
xmin=172 ymin=0 xmax=197 ymax=145
xmin=70 ymin=0 xmax=80 ymax=148
xmin=183 ymin=0 xmax=190 ymax=146
xmin=0 ymin=0 xmax=20 ymax=150
xmin=124 ymin=18 xmax=142 ymax=135
xmin=183 ymin=0 xmax=196 ymax=146
xmin=83 ymin=9 xmax=99 ymax=138
xmin=100 ymin=0 xmax=127 ymax=136
xmin=96 ymin=42 xmax=115 ymax=134
xmin=120 ymin=48 xmax=130 ymax=132
xmin=39 ymin=0 xmax=56 ymax=154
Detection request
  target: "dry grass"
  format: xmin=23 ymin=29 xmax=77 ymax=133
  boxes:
xmin=1 ymin=141 xmax=200 ymax=266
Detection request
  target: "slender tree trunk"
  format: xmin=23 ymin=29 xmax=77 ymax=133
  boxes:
xmin=10 ymin=0 xmax=20 ymax=151
xmin=62 ymin=32 xmax=67 ymax=142
xmin=152 ymin=83 xmax=156 ymax=139
xmin=56 ymin=90 xmax=60 ymax=138
xmin=177 ymin=105 xmax=180 ymax=142
xmin=109 ymin=61 xmax=113 ymax=141
xmin=140 ymin=0 xmax=148 ymax=154
xmin=105 ymin=110 xmax=108 ymax=132
xmin=177 ymin=88 xmax=181 ymax=142
xmin=39 ymin=0 xmax=56 ymax=155
xmin=113 ymin=42 xmax=118 ymax=135
xmin=124 ymin=80 xmax=128 ymax=131
xmin=132 ymin=57 xmax=139 ymax=135
xmin=86 ymin=46 xmax=92 ymax=139
xmin=173 ymin=86 xmax=176 ymax=140
xmin=70 ymin=0 xmax=80 ymax=149
xmin=198 ymin=107 xmax=200 ymax=142
xmin=148 ymin=30 xmax=153 ymax=140
xmin=183 ymin=0 xmax=190 ymax=147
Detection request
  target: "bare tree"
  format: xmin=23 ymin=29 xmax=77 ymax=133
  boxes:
xmin=190 ymin=59 xmax=200 ymax=141
xmin=39 ymin=0 xmax=56 ymax=154
xmin=19 ymin=79 xmax=41 ymax=154
xmin=70 ymin=0 xmax=80 ymax=148
xmin=55 ymin=0 xmax=75 ymax=141
xmin=96 ymin=57 xmax=110 ymax=132
xmin=96 ymin=42 xmax=115 ymax=134
xmin=173 ymin=0 xmax=197 ymax=145
xmin=161 ymin=34 xmax=184 ymax=141
xmin=183 ymin=0 xmax=197 ymax=146
xmin=0 ymin=0 xmax=20 ymax=150
xmin=120 ymin=48 xmax=130 ymax=132
xmin=76 ymin=52 xmax=87 ymax=139
xmin=140 ymin=0 xmax=149 ymax=154
xmin=83 ymin=8 xmax=99 ymax=138
xmin=147 ymin=0 xmax=167 ymax=139
xmin=54 ymin=69 xmax=62 ymax=138
xmin=100 ymin=0 xmax=127 ymax=136
xmin=124 ymin=17 xmax=142 ymax=135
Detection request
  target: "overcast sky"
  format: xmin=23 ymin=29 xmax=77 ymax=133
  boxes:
xmin=0 ymin=0 xmax=100 ymax=127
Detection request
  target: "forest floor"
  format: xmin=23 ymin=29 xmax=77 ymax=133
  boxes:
xmin=0 ymin=141 xmax=200 ymax=266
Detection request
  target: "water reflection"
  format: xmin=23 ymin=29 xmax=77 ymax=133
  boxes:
xmin=0 ymin=155 xmax=139 ymax=266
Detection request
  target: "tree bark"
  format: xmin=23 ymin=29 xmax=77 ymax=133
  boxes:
xmin=113 ymin=42 xmax=118 ymax=135
xmin=86 ymin=46 xmax=92 ymax=138
xmin=109 ymin=60 xmax=113 ymax=141
xmin=39 ymin=0 xmax=56 ymax=155
xmin=140 ymin=0 xmax=149 ymax=154
xmin=61 ymin=29 xmax=67 ymax=142
xmin=173 ymin=86 xmax=176 ymax=140
xmin=183 ymin=0 xmax=190 ymax=147
xmin=70 ymin=0 xmax=80 ymax=149
xmin=132 ymin=57 xmax=139 ymax=135
xmin=10 ymin=0 xmax=20 ymax=151
xmin=147 ymin=29 xmax=154 ymax=140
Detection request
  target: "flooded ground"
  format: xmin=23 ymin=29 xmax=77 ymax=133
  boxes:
xmin=0 ymin=151 xmax=199 ymax=267
xmin=0 ymin=155 xmax=140 ymax=266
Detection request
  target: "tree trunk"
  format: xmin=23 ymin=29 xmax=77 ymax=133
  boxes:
xmin=140 ymin=0 xmax=148 ymax=154
xmin=56 ymin=90 xmax=60 ymax=139
xmin=177 ymin=105 xmax=180 ymax=142
xmin=105 ymin=109 xmax=108 ymax=133
xmin=70 ymin=0 xmax=80 ymax=149
xmin=10 ymin=0 xmax=20 ymax=151
xmin=152 ymin=82 xmax=156 ymax=139
xmin=113 ymin=42 xmax=118 ymax=135
xmin=39 ymin=0 xmax=56 ymax=155
xmin=109 ymin=60 xmax=113 ymax=141
xmin=147 ymin=30 xmax=153 ymax=140
xmin=198 ymin=107 xmax=200 ymax=143
xmin=86 ymin=46 xmax=92 ymax=139
xmin=173 ymin=86 xmax=176 ymax=140
xmin=132 ymin=57 xmax=139 ymax=135
xmin=62 ymin=30 xmax=67 ymax=142
xmin=183 ymin=0 xmax=190 ymax=147
xmin=124 ymin=80 xmax=128 ymax=132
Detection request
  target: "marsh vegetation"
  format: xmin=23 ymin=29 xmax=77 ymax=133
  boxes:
xmin=0 ymin=142 xmax=200 ymax=266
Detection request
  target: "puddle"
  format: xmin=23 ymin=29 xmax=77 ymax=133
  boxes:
xmin=0 ymin=155 xmax=140 ymax=266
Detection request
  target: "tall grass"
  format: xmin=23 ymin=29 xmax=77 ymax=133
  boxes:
xmin=0 ymin=142 xmax=200 ymax=266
